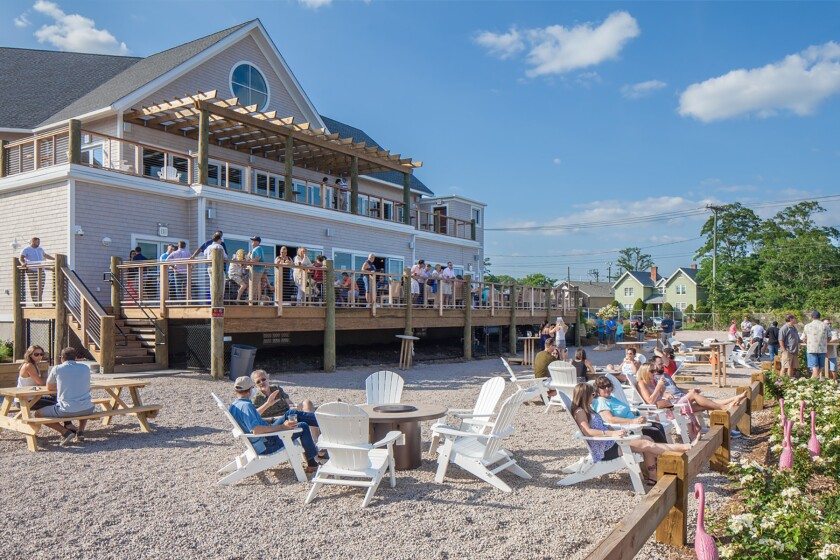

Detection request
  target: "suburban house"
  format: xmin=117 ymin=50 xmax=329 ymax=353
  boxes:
xmin=0 ymin=20 xmax=576 ymax=373
xmin=558 ymin=281 xmax=614 ymax=310
xmin=611 ymin=265 xmax=704 ymax=314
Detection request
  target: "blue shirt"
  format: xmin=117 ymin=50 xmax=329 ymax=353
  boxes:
xmin=606 ymin=319 xmax=616 ymax=333
xmin=229 ymin=398 xmax=269 ymax=454
xmin=46 ymin=361 xmax=93 ymax=413
xmin=656 ymin=374 xmax=684 ymax=399
xmin=594 ymin=395 xmax=635 ymax=420
xmin=596 ymin=319 xmax=605 ymax=334
xmin=249 ymin=245 xmax=265 ymax=274
xmin=661 ymin=318 xmax=674 ymax=334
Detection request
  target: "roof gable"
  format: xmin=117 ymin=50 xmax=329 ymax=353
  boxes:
xmin=613 ymin=270 xmax=655 ymax=289
xmin=664 ymin=267 xmax=700 ymax=287
xmin=0 ymin=48 xmax=140 ymax=129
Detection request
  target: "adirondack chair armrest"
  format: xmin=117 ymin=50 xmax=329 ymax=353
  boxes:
xmin=605 ymin=423 xmax=645 ymax=431
xmin=372 ymin=430 xmax=404 ymax=448
xmin=238 ymin=428 xmax=302 ymax=441
xmin=460 ymin=419 xmax=495 ymax=429
xmin=318 ymin=441 xmax=374 ymax=451
xmin=452 ymin=412 xmax=497 ymax=419
xmin=447 ymin=408 xmax=473 ymax=414
xmin=577 ymin=433 xmax=641 ymax=442
xmin=431 ymin=425 xmax=482 ymax=439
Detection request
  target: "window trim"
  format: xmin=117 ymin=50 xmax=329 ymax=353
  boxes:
xmin=229 ymin=61 xmax=271 ymax=111
xmin=470 ymin=206 xmax=482 ymax=226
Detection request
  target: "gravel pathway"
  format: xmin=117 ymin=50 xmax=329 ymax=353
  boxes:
xmin=0 ymin=330 xmax=759 ymax=559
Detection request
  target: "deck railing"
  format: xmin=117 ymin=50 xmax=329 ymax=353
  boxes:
xmin=16 ymin=262 xmax=56 ymax=308
xmin=2 ymin=127 xmax=475 ymax=240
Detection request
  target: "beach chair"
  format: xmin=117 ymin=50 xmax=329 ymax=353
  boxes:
xmin=429 ymin=376 xmax=506 ymax=455
xmin=618 ymin=373 xmax=692 ymax=444
xmin=211 ymin=393 xmax=307 ymax=485
xmin=305 ymin=402 xmax=403 ymax=507
xmin=501 ymin=357 xmax=550 ymax=409
xmin=365 ymin=370 xmax=404 ymax=404
xmin=434 ymin=387 xmax=536 ymax=492
xmin=555 ymin=392 xmax=647 ymax=494
xmin=545 ymin=362 xmax=578 ymax=413
xmin=731 ymin=341 xmax=760 ymax=368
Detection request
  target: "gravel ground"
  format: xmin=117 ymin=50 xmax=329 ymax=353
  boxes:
xmin=0 ymin=330 xmax=760 ymax=559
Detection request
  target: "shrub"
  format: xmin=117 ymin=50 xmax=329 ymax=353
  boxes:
xmin=632 ymin=298 xmax=644 ymax=312
xmin=645 ymin=303 xmax=655 ymax=312
xmin=0 ymin=340 xmax=12 ymax=363
xmin=685 ymin=304 xmax=695 ymax=315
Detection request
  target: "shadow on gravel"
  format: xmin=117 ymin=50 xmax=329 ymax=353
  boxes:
xmin=38 ymin=425 xmax=224 ymax=453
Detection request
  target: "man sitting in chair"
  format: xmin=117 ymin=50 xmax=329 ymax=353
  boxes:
xmin=250 ymin=369 xmax=321 ymax=442
xmin=229 ymin=376 xmax=321 ymax=473
xmin=533 ymin=338 xmax=561 ymax=398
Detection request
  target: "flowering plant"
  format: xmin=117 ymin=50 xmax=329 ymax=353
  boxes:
xmin=596 ymin=304 xmax=620 ymax=321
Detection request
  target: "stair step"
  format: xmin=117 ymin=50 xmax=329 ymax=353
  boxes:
xmin=115 ymin=348 xmax=153 ymax=358
xmin=124 ymin=319 xmax=157 ymax=327
xmin=115 ymin=355 xmax=156 ymax=364
xmin=113 ymin=363 xmax=160 ymax=373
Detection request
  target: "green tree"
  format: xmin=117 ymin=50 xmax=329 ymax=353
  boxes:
xmin=663 ymin=302 xmax=674 ymax=313
xmin=616 ymin=247 xmax=654 ymax=272
xmin=684 ymin=304 xmax=695 ymax=315
xmin=520 ymin=273 xmax=558 ymax=287
xmin=483 ymin=257 xmax=492 ymax=276
xmin=645 ymin=303 xmax=655 ymax=312
xmin=632 ymin=298 xmax=644 ymax=311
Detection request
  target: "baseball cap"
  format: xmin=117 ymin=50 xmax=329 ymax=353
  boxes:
xmin=233 ymin=376 xmax=255 ymax=391
xmin=812 ymin=311 xmax=821 ymax=319
xmin=249 ymin=235 xmax=261 ymax=242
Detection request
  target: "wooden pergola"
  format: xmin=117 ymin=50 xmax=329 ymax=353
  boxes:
xmin=123 ymin=91 xmax=422 ymax=220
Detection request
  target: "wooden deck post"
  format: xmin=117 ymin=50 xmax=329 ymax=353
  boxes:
xmin=100 ymin=316 xmax=115 ymax=374
xmin=735 ymin=387 xmax=752 ymax=436
xmin=709 ymin=410 xmax=731 ymax=472
xmin=509 ymin=283 xmax=518 ymax=355
xmin=197 ymin=109 xmax=209 ymax=184
xmin=210 ymin=249 xmax=225 ymax=380
xmin=545 ymin=284 xmax=552 ymax=323
xmin=323 ymin=260 xmax=336 ymax=373
xmin=0 ymin=139 xmax=8 ymax=178
xmin=284 ymin=135 xmax=294 ymax=201
xmin=155 ymin=318 xmax=168 ymax=369
xmin=159 ymin=263 xmax=168 ymax=318
xmin=403 ymin=173 xmax=412 ymax=225
xmin=110 ymin=256 xmax=121 ymax=317
xmin=67 ymin=119 xmax=81 ymax=165
xmin=350 ymin=156 xmax=359 ymax=214
xmin=750 ymin=372 xmax=765 ymax=411
xmin=54 ymin=254 xmax=67 ymax=362
xmin=12 ymin=257 xmax=25 ymax=360
xmin=403 ymin=267 xmax=413 ymax=335
xmin=655 ymin=452 xmax=688 ymax=547
xmin=463 ymin=273 xmax=473 ymax=360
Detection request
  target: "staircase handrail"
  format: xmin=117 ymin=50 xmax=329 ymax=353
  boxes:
xmin=103 ymin=271 xmax=165 ymax=339
xmin=63 ymin=269 xmax=128 ymax=347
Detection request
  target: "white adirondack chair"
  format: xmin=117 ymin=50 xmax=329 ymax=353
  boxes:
xmin=501 ymin=357 xmax=550 ymax=409
xmin=211 ymin=393 xmax=307 ymax=485
xmin=305 ymin=402 xmax=403 ymax=507
xmin=555 ymin=392 xmax=647 ymax=494
xmin=157 ymin=165 xmax=182 ymax=182
xmin=620 ymin=373 xmax=691 ymax=444
xmin=434 ymin=386 xmax=536 ymax=492
xmin=429 ymin=376 xmax=506 ymax=455
xmin=730 ymin=341 xmax=760 ymax=368
xmin=365 ymin=370 xmax=404 ymax=404
xmin=545 ymin=362 xmax=578 ymax=413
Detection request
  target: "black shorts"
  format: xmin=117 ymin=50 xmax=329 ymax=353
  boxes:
xmin=602 ymin=443 xmax=620 ymax=461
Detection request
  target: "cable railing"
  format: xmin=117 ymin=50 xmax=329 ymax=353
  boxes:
xmin=2 ymin=128 xmax=69 ymax=176
xmin=16 ymin=262 xmax=56 ymax=308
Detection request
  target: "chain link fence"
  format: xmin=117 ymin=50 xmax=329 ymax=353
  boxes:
xmin=25 ymin=319 xmax=55 ymax=365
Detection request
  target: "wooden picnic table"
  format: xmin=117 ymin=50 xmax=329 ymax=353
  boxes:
xmin=614 ymin=341 xmax=646 ymax=353
xmin=0 ymin=378 xmax=161 ymax=452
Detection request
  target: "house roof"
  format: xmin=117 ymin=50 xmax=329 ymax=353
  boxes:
xmin=0 ymin=48 xmax=141 ymax=129
xmin=644 ymin=294 xmax=666 ymax=304
xmin=38 ymin=22 xmax=252 ymax=128
xmin=613 ymin=270 xmax=656 ymax=289
xmin=320 ymin=115 xmax=433 ymax=195
xmin=665 ymin=267 xmax=700 ymax=286
xmin=565 ymin=281 xmax=614 ymax=299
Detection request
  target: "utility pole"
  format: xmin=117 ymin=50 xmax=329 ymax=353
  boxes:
xmin=607 ymin=262 xmax=613 ymax=283
xmin=707 ymin=204 xmax=724 ymax=328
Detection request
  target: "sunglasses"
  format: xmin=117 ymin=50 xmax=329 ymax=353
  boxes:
xmin=255 ymin=378 xmax=268 ymax=384
xmin=32 ymin=352 xmax=44 ymax=357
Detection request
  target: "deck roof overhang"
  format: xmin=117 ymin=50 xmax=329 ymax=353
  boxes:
xmin=123 ymin=91 xmax=422 ymax=176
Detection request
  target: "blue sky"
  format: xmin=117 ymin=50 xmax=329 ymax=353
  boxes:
xmin=4 ymin=1 xmax=840 ymax=281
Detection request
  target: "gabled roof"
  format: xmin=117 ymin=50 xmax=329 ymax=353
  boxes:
xmin=561 ymin=281 xmax=614 ymax=299
xmin=0 ymin=48 xmax=141 ymax=129
xmin=38 ymin=22 xmax=251 ymax=127
xmin=320 ymin=115 xmax=433 ymax=196
xmin=644 ymin=294 xmax=666 ymax=304
xmin=613 ymin=270 xmax=655 ymax=289
xmin=664 ymin=267 xmax=700 ymax=286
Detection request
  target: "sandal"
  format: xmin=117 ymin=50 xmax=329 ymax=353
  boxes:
xmin=316 ymin=450 xmax=329 ymax=464
xmin=644 ymin=465 xmax=658 ymax=486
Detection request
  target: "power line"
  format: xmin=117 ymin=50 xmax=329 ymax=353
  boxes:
xmin=487 ymin=237 xmax=703 ymax=259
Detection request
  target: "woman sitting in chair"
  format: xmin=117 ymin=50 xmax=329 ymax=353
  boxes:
xmin=571 ymin=348 xmax=595 ymax=384
xmin=570 ymin=383 xmax=690 ymax=485
xmin=592 ymin=375 xmax=668 ymax=443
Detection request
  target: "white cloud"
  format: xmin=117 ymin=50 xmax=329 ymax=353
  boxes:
xmin=14 ymin=13 xmax=31 ymax=28
xmin=474 ymin=28 xmax=524 ymax=60
xmin=716 ymin=184 xmax=758 ymax=193
xmin=475 ymin=11 xmax=640 ymax=77
xmin=32 ymin=0 xmax=129 ymax=55
xmin=553 ymin=158 xmax=562 ymax=165
xmin=575 ymin=71 xmax=602 ymax=87
xmin=679 ymin=42 xmax=840 ymax=122
xmin=299 ymin=0 xmax=333 ymax=9
xmin=621 ymin=79 xmax=667 ymax=99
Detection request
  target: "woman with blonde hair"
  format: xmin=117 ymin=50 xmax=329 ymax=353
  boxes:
xmin=293 ymin=247 xmax=312 ymax=304
xmin=17 ymin=345 xmax=57 ymax=410
xmin=228 ymin=249 xmax=248 ymax=303
xmin=570 ymin=382 xmax=690 ymax=485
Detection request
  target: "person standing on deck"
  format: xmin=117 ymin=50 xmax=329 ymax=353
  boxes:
xmin=19 ymin=237 xmax=54 ymax=305
xmin=248 ymin=236 xmax=265 ymax=304
xmin=361 ymin=254 xmax=377 ymax=307
xmin=191 ymin=230 xmax=227 ymax=258
xmin=411 ymin=259 xmax=426 ymax=306
xmin=765 ymin=321 xmax=780 ymax=365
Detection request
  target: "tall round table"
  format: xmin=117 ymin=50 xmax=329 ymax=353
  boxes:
xmin=518 ymin=336 xmax=542 ymax=366
xmin=360 ymin=403 xmax=448 ymax=470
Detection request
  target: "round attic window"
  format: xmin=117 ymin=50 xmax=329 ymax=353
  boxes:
xmin=230 ymin=62 xmax=269 ymax=110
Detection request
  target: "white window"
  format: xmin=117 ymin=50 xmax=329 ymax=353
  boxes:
xmin=253 ymin=170 xmax=283 ymax=198
xmin=624 ymin=287 xmax=634 ymax=297
xmin=207 ymin=160 xmax=244 ymax=190
xmin=676 ymin=302 xmax=687 ymax=311
xmin=383 ymin=200 xmax=394 ymax=221
xmin=230 ymin=62 xmax=269 ymax=110
xmin=307 ymin=183 xmax=321 ymax=206
xmin=471 ymin=207 xmax=482 ymax=226
xmin=81 ymin=134 xmax=103 ymax=167
xmin=676 ymin=285 xmax=687 ymax=295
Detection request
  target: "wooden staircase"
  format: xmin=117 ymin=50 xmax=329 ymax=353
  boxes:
xmin=67 ymin=316 xmax=158 ymax=373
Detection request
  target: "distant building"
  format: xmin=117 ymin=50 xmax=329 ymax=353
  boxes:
xmin=612 ymin=265 xmax=705 ymax=314
xmin=558 ymin=281 xmax=614 ymax=310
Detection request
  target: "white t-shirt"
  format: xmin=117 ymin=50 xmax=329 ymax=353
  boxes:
xmin=20 ymin=246 xmax=46 ymax=264
xmin=47 ymin=361 xmax=93 ymax=413
xmin=203 ymin=243 xmax=228 ymax=260
xmin=750 ymin=324 xmax=765 ymax=340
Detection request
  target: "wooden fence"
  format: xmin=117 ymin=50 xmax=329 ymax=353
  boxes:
xmin=585 ymin=372 xmax=765 ymax=560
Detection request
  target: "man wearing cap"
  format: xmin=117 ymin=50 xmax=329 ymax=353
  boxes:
xmin=803 ymin=311 xmax=831 ymax=379
xmin=229 ymin=376 xmax=320 ymax=473
xmin=248 ymin=236 xmax=265 ymax=304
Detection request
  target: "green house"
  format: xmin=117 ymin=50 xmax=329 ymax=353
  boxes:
xmin=612 ymin=269 xmax=659 ymax=311
xmin=663 ymin=266 xmax=707 ymax=316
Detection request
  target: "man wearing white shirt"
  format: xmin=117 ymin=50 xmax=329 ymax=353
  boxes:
xmin=441 ymin=261 xmax=456 ymax=306
xmin=166 ymin=241 xmax=191 ymax=301
xmin=410 ymin=259 xmax=426 ymax=305
xmin=203 ymin=233 xmax=228 ymax=286
xmin=19 ymin=237 xmax=54 ymax=305
xmin=749 ymin=321 xmax=765 ymax=360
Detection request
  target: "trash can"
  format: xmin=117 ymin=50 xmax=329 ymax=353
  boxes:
xmin=229 ymin=344 xmax=257 ymax=381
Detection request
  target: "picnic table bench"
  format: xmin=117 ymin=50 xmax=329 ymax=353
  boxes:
xmin=0 ymin=378 xmax=161 ymax=451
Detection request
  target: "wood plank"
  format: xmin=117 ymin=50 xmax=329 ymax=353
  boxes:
xmin=22 ymin=405 xmax=161 ymax=424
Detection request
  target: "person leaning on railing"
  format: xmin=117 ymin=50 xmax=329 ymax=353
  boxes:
xmin=19 ymin=236 xmax=54 ymax=305
xmin=165 ymin=241 xmax=191 ymax=301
